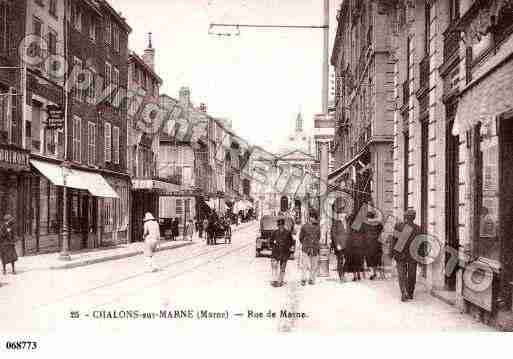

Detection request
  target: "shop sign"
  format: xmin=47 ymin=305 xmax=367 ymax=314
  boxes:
xmin=46 ymin=105 xmax=65 ymax=129
xmin=0 ymin=144 xmax=30 ymax=171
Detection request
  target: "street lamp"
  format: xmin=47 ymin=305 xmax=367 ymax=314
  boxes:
xmin=59 ymin=161 xmax=72 ymax=260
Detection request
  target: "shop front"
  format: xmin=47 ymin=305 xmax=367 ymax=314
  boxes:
xmin=29 ymin=159 xmax=120 ymax=253
xmin=453 ymin=58 xmax=513 ymax=325
xmin=0 ymin=143 xmax=31 ymax=256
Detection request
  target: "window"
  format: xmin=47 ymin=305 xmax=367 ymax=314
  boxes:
xmin=72 ymin=116 xmax=81 ymax=162
xmin=105 ymin=62 xmax=112 ymax=103
xmin=104 ymin=122 xmax=111 ymax=162
xmin=31 ymin=17 xmax=42 ymax=58
xmin=49 ymin=0 xmax=57 ymax=17
xmin=113 ymin=24 xmax=120 ymax=52
xmin=87 ymin=122 xmax=96 ymax=165
xmin=142 ymin=73 xmax=147 ymax=90
xmin=89 ymin=17 xmax=96 ymax=41
xmin=133 ymin=64 xmax=139 ymax=83
xmin=48 ymin=28 xmax=57 ymax=55
xmin=88 ymin=66 xmax=96 ymax=103
xmin=450 ymin=0 xmax=460 ymax=23
xmin=45 ymin=116 xmax=56 ymax=156
xmin=105 ymin=20 xmax=111 ymax=45
xmin=477 ymin=122 xmax=500 ymax=261
xmin=30 ymin=100 xmax=42 ymax=152
xmin=73 ymin=5 xmax=82 ymax=31
xmin=39 ymin=179 xmax=61 ymax=236
xmin=0 ymin=1 xmax=9 ymax=53
xmin=424 ymin=2 xmax=430 ymax=55
xmin=176 ymin=199 xmax=183 ymax=215
xmin=0 ymin=86 xmax=9 ymax=141
xmin=113 ymin=125 xmax=119 ymax=164
xmin=113 ymin=66 xmax=120 ymax=106
xmin=73 ymin=57 xmax=83 ymax=102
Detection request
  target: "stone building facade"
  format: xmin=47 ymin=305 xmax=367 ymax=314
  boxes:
xmin=330 ymin=0 xmax=395 ymax=223
xmin=388 ymin=0 xmax=513 ymax=329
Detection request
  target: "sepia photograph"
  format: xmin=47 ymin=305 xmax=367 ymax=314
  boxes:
xmin=1 ymin=0 xmax=513 ymax=354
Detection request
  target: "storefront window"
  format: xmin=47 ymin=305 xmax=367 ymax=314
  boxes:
xmin=39 ymin=179 xmax=60 ymax=235
xmin=39 ymin=179 xmax=49 ymax=234
xmin=477 ymin=121 xmax=500 ymax=261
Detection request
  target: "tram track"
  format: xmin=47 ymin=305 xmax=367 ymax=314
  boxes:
xmin=28 ymin=224 xmax=256 ymax=312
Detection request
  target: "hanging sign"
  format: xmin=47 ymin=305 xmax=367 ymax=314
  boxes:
xmin=46 ymin=105 xmax=65 ymax=129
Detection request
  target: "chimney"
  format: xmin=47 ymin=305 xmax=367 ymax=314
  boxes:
xmin=142 ymin=32 xmax=155 ymax=69
xmin=179 ymin=87 xmax=190 ymax=107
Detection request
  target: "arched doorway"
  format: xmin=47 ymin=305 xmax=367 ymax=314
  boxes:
xmin=280 ymin=196 xmax=289 ymax=213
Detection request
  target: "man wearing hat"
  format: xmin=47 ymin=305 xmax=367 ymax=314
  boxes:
xmin=299 ymin=211 xmax=321 ymax=286
xmin=270 ymin=217 xmax=295 ymax=287
xmin=0 ymin=214 xmax=18 ymax=275
xmin=143 ymin=212 xmax=161 ymax=272
xmin=391 ymin=209 xmax=421 ymax=302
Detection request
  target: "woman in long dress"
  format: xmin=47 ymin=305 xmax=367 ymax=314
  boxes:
xmin=0 ymin=214 xmax=18 ymax=275
xmin=344 ymin=214 xmax=365 ymax=281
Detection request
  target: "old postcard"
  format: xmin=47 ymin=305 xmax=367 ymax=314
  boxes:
xmin=1 ymin=1 xmax=512 ymax=355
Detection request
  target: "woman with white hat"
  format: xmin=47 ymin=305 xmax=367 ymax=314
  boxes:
xmin=143 ymin=212 xmax=160 ymax=272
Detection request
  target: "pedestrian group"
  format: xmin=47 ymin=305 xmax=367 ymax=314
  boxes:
xmin=268 ymin=206 xmax=422 ymax=303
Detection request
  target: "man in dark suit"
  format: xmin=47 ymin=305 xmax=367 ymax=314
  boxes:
xmin=270 ymin=218 xmax=295 ymax=287
xmin=391 ymin=209 xmax=422 ymax=302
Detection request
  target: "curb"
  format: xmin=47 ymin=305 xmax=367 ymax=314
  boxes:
xmin=49 ymin=241 xmax=195 ymax=270
xmin=48 ymin=221 xmax=257 ymax=270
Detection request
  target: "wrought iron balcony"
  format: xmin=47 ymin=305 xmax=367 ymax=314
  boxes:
xmin=419 ymin=56 xmax=429 ymax=91
xmin=443 ymin=29 xmax=459 ymax=63
xmin=402 ymin=81 xmax=410 ymax=107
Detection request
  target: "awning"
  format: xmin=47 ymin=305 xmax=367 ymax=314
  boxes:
xmin=30 ymin=160 xmax=118 ymax=198
xmin=453 ymin=59 xmax=513 ymax=136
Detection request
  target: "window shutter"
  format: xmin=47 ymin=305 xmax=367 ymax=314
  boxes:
xmin=113 ymin=126 xmax=119 ymax=164
xmin=105 ymin=122 xmax=111 ymax=162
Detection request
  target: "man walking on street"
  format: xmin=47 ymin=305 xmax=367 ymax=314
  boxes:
xmin=299 ymin=211 xmax=321 ymax=286
xmin=331 ymin=211 xmax=349 ymax=283
xmin=270 ymin=218 xmax=295 ymax=287
xmin=391 ymin=209 xmax=421 ymax=302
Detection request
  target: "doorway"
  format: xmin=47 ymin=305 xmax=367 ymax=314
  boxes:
xmin=280 ymin=196 xmax=289 ymax=213
xmin=499 ymin=114 xmax=513 ymax=309
xmin=445 ymin=117 xmax=459 ymax=291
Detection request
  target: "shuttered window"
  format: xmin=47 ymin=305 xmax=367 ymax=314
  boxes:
xmin=72 ymin=116 xmax=81 ymax=162
xmin=113 ymin=125 xmax=119 ymax=164
xmin=0 ymin=2 xmax=9 ymax=53
xmin=88 ymin=122 xmax=96 ymax=165
xmin=104 ymin=122 xmax=111 ymax=162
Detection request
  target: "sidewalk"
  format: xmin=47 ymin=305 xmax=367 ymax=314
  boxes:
xmin=16 ymin=220 xmax=257 ymax=272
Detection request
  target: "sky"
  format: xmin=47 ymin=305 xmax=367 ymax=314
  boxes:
xmin=109 ymin=0 xmax=338 ymax=153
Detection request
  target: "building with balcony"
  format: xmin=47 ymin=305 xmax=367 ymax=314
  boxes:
xmin=127 ymin=34 xmax=163 ymax=243
xmin=329 ymin=0 xmax=395 ymax=219
xmin=0 ymin=0 xmax=32 ymax=256
xmin=157 ymin=88 xmax=210 ymax=229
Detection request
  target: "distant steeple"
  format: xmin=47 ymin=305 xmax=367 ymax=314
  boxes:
xmin=295 ymin=112 xmax=303 ymax=132
xmin=143 ymin=32 xmax=155 ymax=69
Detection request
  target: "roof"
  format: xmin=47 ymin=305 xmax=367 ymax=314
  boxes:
xmin=99 ymin=0 xmax=132 ymax=33
xmin=128 ymin=51 xmax=163 ymax=84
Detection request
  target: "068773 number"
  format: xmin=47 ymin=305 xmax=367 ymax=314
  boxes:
xmin=5 ymin=341 xmax=38 ymax=350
